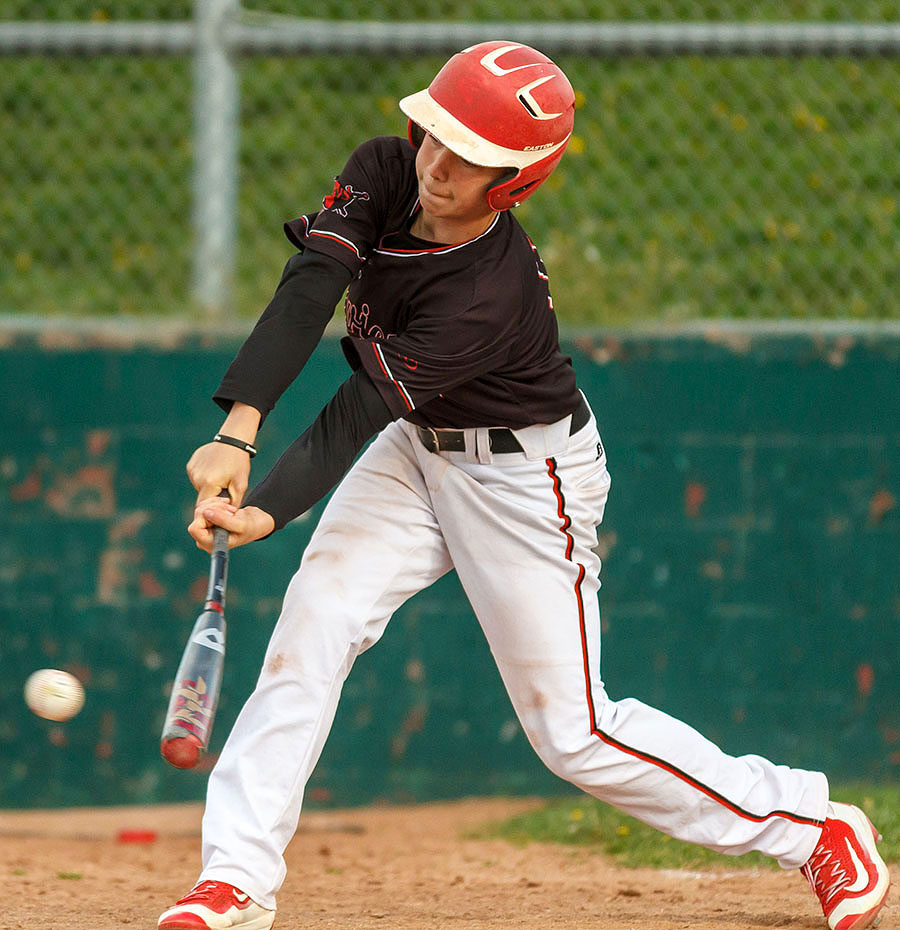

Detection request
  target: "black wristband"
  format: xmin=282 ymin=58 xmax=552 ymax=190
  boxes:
xmin=213 ymin=433 xmax=258 ymax=458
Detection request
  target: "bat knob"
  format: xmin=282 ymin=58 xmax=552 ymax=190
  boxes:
xmin=161 ymin=734 xmax=202 ymax=769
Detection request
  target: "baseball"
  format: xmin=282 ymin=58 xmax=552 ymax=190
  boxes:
xmin=24 ymin=669 xmax=85 ymax=722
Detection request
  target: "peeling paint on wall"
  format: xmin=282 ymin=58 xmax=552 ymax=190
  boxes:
xmin=1 ymin=328 xmax=898 ymax=808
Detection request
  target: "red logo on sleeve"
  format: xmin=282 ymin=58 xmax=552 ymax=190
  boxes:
xmin=323 ymin=179 xmax=371 ymax=217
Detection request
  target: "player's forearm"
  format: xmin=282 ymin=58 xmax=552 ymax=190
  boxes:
xmin=243 ymin=369 xmax=393 ymax=532
xmin=214 ymin=249 xmax=354 ymax=427
xmin=219 ymin=401 xmax=262 ymax=444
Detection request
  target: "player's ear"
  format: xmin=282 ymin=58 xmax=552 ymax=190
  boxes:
xmin=407 ymin=119 xmax=425 ymax=149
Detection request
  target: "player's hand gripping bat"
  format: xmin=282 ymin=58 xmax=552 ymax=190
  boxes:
xmin=160 ymin=523 xmax=229 ymax=769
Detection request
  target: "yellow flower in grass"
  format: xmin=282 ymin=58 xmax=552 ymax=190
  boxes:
xmin=792 ymin=106 xmax=826 ymax=132
xmin=793 ymin=106 xmax=810 ymax=129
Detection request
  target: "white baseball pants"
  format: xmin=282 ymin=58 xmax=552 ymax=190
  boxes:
xmin=199 ymin=401 xmax=828 ymax=909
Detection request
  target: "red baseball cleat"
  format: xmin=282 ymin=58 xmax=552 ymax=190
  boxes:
xmin=158 ymin=880 xmax=275 ymax=929
xmin=801 ymin=802 xmax=890 ymax=930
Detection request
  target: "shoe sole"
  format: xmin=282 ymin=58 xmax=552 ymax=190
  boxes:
xmin=835 ymin=894 xmax=890 ymax=930
xmin=158 ymin=910 xmax=275 ymax=930
xmin=159 ymin=918 xmax=210 ymax=930
xmin=837 ymin=903 xmax=889 ymax=930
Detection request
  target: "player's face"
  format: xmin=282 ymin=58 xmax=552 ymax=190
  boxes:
xmin=414 ymin=133 xmax=506 ymax=240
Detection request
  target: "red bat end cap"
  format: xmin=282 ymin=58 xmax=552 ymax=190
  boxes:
xmin=161 ymin=734 xmax=202 ymax=769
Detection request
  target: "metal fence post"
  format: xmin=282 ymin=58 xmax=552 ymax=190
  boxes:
xmin=193 ymin=0 xmax=238 ymax=318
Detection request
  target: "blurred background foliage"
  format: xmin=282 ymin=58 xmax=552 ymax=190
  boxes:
xmin=2 ymin=1 xmax=899 ymax=324
xmin=3 ymin=2 xmax=899 ymax=21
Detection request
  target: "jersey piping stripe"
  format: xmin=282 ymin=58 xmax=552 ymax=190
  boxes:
xmin=543 ymin=457 xmax=826 ymax=832
xmin=373 ymin=211 xmax=500 ymax=257
xmin=525 ymin=233 xmax=549 ymax=281
xmin=371 ymin=343 xmax=414 ymax=412
xmin=309 ymin=228 xmax=363 ymax=260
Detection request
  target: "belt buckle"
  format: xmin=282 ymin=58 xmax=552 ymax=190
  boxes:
xmin=424 ymin=426 xmax=441 ymax=453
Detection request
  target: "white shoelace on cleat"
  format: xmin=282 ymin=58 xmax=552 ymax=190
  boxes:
xmin=802 ymin=841 xmax=862 ymax=907
xmin=185 ymin=881 xmax=222 ymax=900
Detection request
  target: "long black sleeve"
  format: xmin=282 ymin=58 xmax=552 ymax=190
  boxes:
xmin=243 ymin=368 xmax=393 ymax=531
xmin=214 ymin=249 xmax=354 ymax=427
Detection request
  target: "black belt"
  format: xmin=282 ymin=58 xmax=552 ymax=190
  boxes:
xmin=416 ymin=396 xmax=590 ymax=455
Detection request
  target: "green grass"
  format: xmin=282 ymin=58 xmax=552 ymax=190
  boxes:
xmin=471 ymin=784 xmax=900 ymax=869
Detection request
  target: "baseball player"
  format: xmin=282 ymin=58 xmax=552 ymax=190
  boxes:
xmin=158 ymin=41 xmax=890 ymax=930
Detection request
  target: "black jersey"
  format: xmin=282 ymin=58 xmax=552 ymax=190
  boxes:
xmin=284 ymin=136 xmax=580 ymax=429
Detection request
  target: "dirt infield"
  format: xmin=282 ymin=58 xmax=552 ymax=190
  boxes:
xmin=0 ymin=797 xmax=895 ymax=930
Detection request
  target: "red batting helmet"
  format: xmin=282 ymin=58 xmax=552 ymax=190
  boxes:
xmin=399 ymin=41 xmax=575 ymax=211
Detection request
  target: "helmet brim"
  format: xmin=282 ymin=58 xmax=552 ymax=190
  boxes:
xmin=399 ymin=89 xmax=568 ymax=171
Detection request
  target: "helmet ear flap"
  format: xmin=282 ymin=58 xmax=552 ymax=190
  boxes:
xmin=407 ymin=119 xmax=426 ymax=149
xmin=486 ymin=168 xmax=519 ymax=210
xmin=485 ymin=144 xmax=569 ymax=212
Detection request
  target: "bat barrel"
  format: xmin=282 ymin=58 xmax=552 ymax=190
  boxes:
xmin=160 ymin=603 xmax=227 ymax=769
xmin=161 ymin=519 xmax=230 ymax=770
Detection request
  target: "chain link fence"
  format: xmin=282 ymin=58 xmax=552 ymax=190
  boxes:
xmin=2 ymin=2 xmax=899 ymax=325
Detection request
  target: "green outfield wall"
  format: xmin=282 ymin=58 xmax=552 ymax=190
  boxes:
xmin=1 ymin=323 xmax=898 ymax=809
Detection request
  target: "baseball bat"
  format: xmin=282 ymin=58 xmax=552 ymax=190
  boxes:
xmin=160 ymin=523 xmax=229 ymax=769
